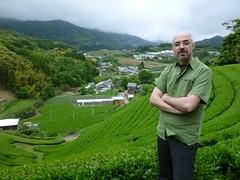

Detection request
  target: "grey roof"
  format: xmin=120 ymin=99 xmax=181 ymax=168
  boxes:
xmin=127 ymin=82 xmax=137 ymax=88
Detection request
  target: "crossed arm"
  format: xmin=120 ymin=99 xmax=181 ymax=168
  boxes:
xmin=149 ymin=87 xmax=201 ymax=114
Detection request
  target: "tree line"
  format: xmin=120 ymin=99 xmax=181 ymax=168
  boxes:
xmin=0 ymin=29 xmax=99 ymax=100
xmin=216 ymin=18 xmax=240 ymax=65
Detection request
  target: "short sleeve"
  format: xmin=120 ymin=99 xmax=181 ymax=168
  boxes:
xmin=191 ymin=68 xmax=212 ymax=104
xmin=154 ymin=67 xmax=168 ymax=93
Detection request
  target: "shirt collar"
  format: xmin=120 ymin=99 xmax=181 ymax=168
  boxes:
xmin=189 ymin=57 xmax=200 ymax=70
xmin=175 ymin=57 xmax=200 ymax=70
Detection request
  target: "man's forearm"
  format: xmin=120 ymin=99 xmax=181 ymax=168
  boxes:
xmin=162 ymin=93 xmax=200 ymax=113
xmin=150 ymin=94 xmax=185 ymax=114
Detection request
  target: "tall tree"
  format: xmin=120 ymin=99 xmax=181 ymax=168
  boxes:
xmin=216 ymin=18 xmax=240 ymax=65
xmin=138 ymin=61 xmax=145 ymax=70
xmin=138 ymin=70 xmax=153 ymax=84
xmin=222 ymin=18 xmax=240 ymax=32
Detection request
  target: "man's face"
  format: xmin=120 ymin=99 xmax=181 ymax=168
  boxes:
xmin=172 ymin=34 xmax=195 ymax=64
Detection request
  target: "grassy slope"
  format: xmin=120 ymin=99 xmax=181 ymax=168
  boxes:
xmin=38 ymin=95 xmax=158 ymax=159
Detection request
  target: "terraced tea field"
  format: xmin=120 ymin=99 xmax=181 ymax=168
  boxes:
xmin=0 ymin=64 xmax=240 ymax=179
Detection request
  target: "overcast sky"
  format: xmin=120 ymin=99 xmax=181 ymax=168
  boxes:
xmin=0 ymin=0 xmax=239 ymax=42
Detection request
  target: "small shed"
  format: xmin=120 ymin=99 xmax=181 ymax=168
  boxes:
xmin=127 ymin=82 xmax=137 ymax=95
xmin=0 ymin=118 xmax=20 ymax=130
xmin=112 ymin=96 xmax=125 ymax=105
xmin=68 ymin=88 xmax=80 ymax=94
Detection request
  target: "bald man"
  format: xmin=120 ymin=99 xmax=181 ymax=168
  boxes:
xmin=150 ymin=32 xmax=212 ymax=180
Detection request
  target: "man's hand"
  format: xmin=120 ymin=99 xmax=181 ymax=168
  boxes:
xmin=162 ymin=93 xmax=169 ymax=101
xmin=150 ymin=87 xmax=185 ymax=114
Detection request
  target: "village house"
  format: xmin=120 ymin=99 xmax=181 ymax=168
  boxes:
xmin=0 ymin=118 xmax=20 ymax=130
xmin=99 ymin=62 xmax=113 ymax=69
xmin=208 ymin=51 xmax=220 ymax=56
xmin=117 ymin=66 xmax=139 ymax=75
xmin=127 ymin=82 xmax=137 ymax=98
xmin=67 ymin=87 xmax=80 ymax=94
xmin=95 ymin=79 xmax=112 ymax=93
xmin=85 ymin=82 xmax=95 ymax=89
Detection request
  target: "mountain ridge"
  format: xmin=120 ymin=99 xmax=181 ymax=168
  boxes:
xmin=195 ymin=35 xmax=223 ymax=48
xmin=0 ymin=19 xmax=153 ymax=51
xmin=0 ymin=18 xmax=223 ymax=50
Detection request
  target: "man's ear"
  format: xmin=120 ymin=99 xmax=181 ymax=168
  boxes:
xmin=192 ymin=43 xmax=196 ymax=50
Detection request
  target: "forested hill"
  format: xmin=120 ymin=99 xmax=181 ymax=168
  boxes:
xmin=0 ymin=19 xmax=152 ymax=51
xmin=0 ymin=29 xmax=98 ymax=100
xmin=196 ymin=35 xmax=223 ymax=48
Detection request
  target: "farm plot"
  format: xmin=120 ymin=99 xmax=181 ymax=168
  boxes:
xmin=23 ymin=104 xmax=119 ymax=133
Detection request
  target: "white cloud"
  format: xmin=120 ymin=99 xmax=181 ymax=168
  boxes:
xmin=0 ymin=0 xmax=239 ymax=42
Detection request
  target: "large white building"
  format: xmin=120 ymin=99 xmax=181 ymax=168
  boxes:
xmin=77 ymin=96 xmax=125 ymax=106
xmin=134 ymin=50 xmax=174 ymax=59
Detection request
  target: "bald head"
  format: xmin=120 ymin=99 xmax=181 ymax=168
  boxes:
xmin=171 ymin=32 xmax=195 ymax=64
xmin=172 ymin=32 xmax=194 ymax=44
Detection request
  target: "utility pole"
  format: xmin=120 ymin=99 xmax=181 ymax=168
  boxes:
xmin=92 ymin=104 xmax=95 ymax=115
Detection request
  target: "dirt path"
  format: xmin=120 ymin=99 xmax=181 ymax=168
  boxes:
xmin=64 ymin=133 xmax=80 ymax=142
xmin=0 ymin=88 xmax=14 ymax=102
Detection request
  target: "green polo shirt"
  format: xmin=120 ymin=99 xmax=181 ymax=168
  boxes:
xmin=154 ymin=57 xmax=212 ymax=145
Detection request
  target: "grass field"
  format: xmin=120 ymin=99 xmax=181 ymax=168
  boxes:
xmin=0 ymin=99 xmax=36 ymax=119
xmin=23 ymin=103 xmax=120 ymax=133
